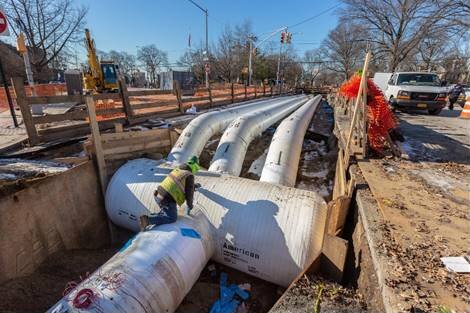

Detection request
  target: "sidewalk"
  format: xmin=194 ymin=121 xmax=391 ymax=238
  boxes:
xmin=0 ymin=109 xmax=28 ymax=153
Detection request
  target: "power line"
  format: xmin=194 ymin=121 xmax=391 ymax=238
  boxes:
xmin=288 ymin=3 xmax=341 ymax=29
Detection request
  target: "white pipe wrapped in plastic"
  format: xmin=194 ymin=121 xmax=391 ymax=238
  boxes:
xmin=168 ymin=95 xmax=305 ymax=165
xmin=106 ymin=159 xmax=326 ymax=285
xmin=260 ymin=95 xmax=322 ymax=186
xmin=48 ymin=159 xmax=327 ymax=313
xmin=47 ymin=211 xmax=214 ymax=313
xmin=208 ymin=96 xmax=308 ymax=176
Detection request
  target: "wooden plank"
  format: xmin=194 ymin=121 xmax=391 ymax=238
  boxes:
xmin=95 ymin=107 xmax=125 ymax=116
xmin=114 ymin=123 xmax=123 ymax=133
xmin=337 ymin=149 xmax=346 ymax=195
xmin=92 ymin=93 xmax=121 ymax=101
xmin=195 ymin=87 xmax=210 ymax=93
xmin=11 ymin=77 xmax=40 ymax=145
xmin=169 ymin=129 xmax=179 ymax=147
xmin=231 ymin=83 xmax=234 ymax=103
xmin=211 ymin=92 xmax=232 ymax=100
xmin=103 ymin=139 xmax=171 ymax=155
xmin=102 ymin=134 xmax=169 ymax=150
xmin=208 ymin=87 xmax=213 ymax=107
xmin=181 ymin=96 xmax=211 ymax=103
xmin=119 ymin=78 xmax=132 ymax=120
xmin=129 ymin=109 xmax=181 ymax=123
xmin=53 ymin=156 xmax=90 ymax=165
xmin=344 ymin=51 xmax=371 ymax=167
xmin=127 ymin=89 xmax=172 ymax=97
xmin=328 ymin=195 xmax=353 ymax=236
xmin=104 ymin=148 xmax=165 ymax=161
xmin=85 ymin=96 xmax=108 ymax=195
xmin=211 ymin=99 xmax=232 ymax=107
xmin=321 ymin=234 xmax=348 ymax=282
xmin=27 ymin=94 xmax=84 ymax=105
xmin=100 ymin=128 xmax=170 ymax=142
xmin=32 ymin=110 xmax=88 ymax=124
xmin=174 ymin=80 xmax=184 ymax=113
xmin=130 ymin=101 xmax=177 ymax=110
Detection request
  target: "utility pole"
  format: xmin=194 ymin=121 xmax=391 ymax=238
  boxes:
xmin=276 ymin=43 xmax=282 ymax=92
xmin=247 ymin=27 xmax=286 ymax=87
xmin=205 ymin=9 xmax=209 ymax=88
xmin=248 ymin=36 xmax=253 ymax=86
xmin=188 ymin=0 xmax=209 ymax=88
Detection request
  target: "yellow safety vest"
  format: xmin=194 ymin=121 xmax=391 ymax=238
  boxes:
xmin=159 ymin=168 xmax=191 ymax=206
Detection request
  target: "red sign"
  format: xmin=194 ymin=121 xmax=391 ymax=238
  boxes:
xmin=0 ymin=9 xmax=9 ymax=36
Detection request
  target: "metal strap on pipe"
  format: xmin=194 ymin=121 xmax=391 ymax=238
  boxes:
xmin=208 ymin=96 xmax=308 ymax=176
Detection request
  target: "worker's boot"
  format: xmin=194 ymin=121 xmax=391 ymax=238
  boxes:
xmin=139 ymin=215 xmax=150 ymax=231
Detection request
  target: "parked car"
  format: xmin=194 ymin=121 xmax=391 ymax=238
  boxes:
xmin=373 ymin=72 xmax=448 ymax=115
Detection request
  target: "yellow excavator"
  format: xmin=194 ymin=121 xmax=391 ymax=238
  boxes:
xmin=83 ymin=28 xmax=119 ymax=93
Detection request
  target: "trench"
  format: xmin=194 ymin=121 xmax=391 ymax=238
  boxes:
xmin=0 ymin=97 xmax=374 ymax=312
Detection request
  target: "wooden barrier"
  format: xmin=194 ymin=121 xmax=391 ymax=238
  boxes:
xmin=11 ymin=76 xmax=293 ymax=147
xmin=84 ymin=95 xmax=178 ymax=194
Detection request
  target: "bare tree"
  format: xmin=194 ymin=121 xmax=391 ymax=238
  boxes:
xmin=213 ymin=21 xmax=252 ymax=82
xmin=107 ymin=50 xmax=136 ymax=77
xmin=303 ymin=49 xmax=325 ymax=86
xmin=177 ymin=47 xmax=206 ymax=83
xmin=322 ymin=22 xmax=366 ymax=80
xmin=341 ymin=0 xmax=466 ymax=71
xmin=137 ymin=45 xmax=168 ymax=87
xmin=4 ymin=0 xmax=87 ymax=74
xmin=416 ymin=33 xmax=449 ymax=71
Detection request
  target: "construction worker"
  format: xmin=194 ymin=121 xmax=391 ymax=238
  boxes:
xmin=139 ymin=156 xmax=200 ymax=230
xmin=448 ymin=83 xmax=464 ymax=110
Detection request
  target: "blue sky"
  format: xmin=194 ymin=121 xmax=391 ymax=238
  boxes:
xmin=74 ymin=0 xmax=341 ymax=64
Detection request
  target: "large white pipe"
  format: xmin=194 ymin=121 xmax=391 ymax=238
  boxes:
xmin=260 ymin=95 xmax=322 ymax=186
xmin=48 ymin=211 xmax=214 ymax=313
xmin=168 ymin=95 xmax=306 ymax=165
xmin=208 ymin=96 xmax=308 ymax=176
xmin=48 ymin=159 xmax=327 ymax=313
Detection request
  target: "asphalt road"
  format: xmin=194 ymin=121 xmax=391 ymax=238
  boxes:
xmin=396 ymin=107 xmax=470 ymax=165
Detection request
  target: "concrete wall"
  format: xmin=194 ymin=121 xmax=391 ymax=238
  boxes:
xmin=0 ymin=161 xmax=109 ymax=283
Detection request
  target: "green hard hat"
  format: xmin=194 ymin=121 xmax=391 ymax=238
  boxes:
xmin=187 ymin=156 xmax=200 ymax=174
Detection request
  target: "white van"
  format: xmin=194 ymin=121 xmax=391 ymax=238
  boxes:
xmin=373 ymin=72 xmax=448 ymax=115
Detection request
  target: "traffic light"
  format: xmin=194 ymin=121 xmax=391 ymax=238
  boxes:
xmin=253 ymin=48 xmax=257 ymax=56
xmin=286 ymin=32 xmax=292 ymax=44
xmin=280 ymin=32 xmax=285 ymax=43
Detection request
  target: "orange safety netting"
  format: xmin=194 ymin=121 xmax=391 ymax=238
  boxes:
xmin=339 ymin=74 xmax=396 ymax=152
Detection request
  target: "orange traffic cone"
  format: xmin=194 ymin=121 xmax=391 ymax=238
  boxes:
xmin=460 ymin=96 xmax=470 ymax=119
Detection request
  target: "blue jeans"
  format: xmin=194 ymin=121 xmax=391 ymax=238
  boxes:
xmin=148 ymin=199 xmax=177 ymax=226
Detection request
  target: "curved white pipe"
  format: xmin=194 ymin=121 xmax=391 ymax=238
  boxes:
xmin=48 ymin=159 xmax=327 ymax=313
xmin=168 ymin=95 xmax=305 ymax=165
xmin=208 ymin=96 xmax=308 ymax=176
xmin=48 ymin=212 xmax=214 ymax=313
xmin=260 ymin=95 xmax=322 ymax=186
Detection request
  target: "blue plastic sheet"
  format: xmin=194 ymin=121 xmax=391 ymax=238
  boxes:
xmin=210 ymin=272 xmax=250 ymax=313
xmin=180 ymin=228 xmax=201 ymax=239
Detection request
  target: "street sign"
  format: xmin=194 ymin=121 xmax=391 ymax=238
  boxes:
xmin=0 ymin=7 xmax=10 ymax=36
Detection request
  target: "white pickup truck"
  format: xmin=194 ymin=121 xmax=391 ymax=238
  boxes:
xmin=373 ymin=72 xmax=448 ymax=115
